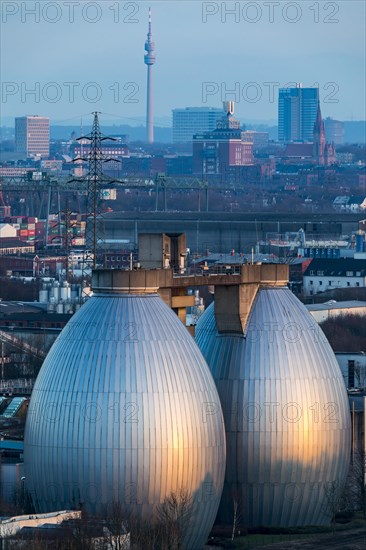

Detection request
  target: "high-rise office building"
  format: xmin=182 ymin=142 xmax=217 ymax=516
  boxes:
xmin=172 ymin=107 xmax=223 ymax=143
xmin=15 ymin=116 xmax=50 ymax=157
xmin=324 ymin=117 xmax=344 ymax=145
xmin=278 ymin=85 xmax=319 ymax=142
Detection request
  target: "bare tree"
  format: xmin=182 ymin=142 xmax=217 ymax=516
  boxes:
xmin=155 ymin=488 xmax=193 ymax=549
xmin=102 ymin=501 xmax=130 ymax=550
xmin=345 ymin=449 xmax=366 ymax=517
xmin=231 ymin=493 xmax=242 ymax=541
xmin=129 ymin=515 xmax=159 ymax=550
xmin=354 ymin=361 xmax=366 ymax=389
xmin=323 ymin=480 xmax=347 ymax=531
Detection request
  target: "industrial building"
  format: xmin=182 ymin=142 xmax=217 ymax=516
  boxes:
xmin=306 ymin=300 xmax=366 ymax=323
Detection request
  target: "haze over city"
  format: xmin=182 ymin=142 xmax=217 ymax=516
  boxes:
xmin=0 ymin=2 xmax=366 ymax=550
xmin=1 ymin=0 xmax=366 ymax=125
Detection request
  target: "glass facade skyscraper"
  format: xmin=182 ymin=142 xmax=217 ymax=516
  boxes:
xmin=172 ymin=107 xmax=223 ymax=143
xmin=278 ymin=86 xmax=319 ymax=142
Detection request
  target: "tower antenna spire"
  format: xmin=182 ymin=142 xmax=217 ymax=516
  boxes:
xmin=144 ymin=7 xmax=156 ymax=144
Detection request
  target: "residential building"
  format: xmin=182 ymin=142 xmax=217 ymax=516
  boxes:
xmin=303 ymin=258 xmax=366 ymax=296
xmin=278 ymin=85 xmax=319 ymax=142
xmin=15 ymin=116 xmax=50 ymax=157
xmin=172 ymin=107 xmax=223 ymax=143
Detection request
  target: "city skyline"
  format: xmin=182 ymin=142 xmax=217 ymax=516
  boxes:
xmin=1 ymin=1 xmax=365 ymax=125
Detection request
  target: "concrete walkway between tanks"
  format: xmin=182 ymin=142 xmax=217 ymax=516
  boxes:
xmin=253 ymin=526 xmax=366 ymax=550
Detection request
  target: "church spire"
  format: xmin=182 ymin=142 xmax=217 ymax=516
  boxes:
xmin=313 ymin=100 xmax=326 ymax=165
xmin=314 ymin=100 xmax=324 ymax=133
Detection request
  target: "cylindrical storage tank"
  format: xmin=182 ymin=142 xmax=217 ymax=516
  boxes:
xmin=39 ymin=289 xmax=49 ymax=303
xmin=355 ymin=230 xmax=365 ymax=253
xmin=60 ymin=283 xmax=68 ymax=301
xmin=70 ymin=290 xmax=78 ymax=302
xmin=25 ymin=269 xmax=226 ymax=549
xmin=63 ymin=303 xmax=72 ymax=314
xmin=47 ymin=297 xmax=56 ymax=313
xmin=51 ymin=282 xmax=60 ymax=302
xmin=196 ymin=287 xmax=351 ymax=528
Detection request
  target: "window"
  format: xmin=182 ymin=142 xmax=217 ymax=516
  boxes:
xmin=317 ymin=271 xmax=324 ymax=276
xmin=319 ymin=281 xmax=322 ymax=286
xmin=346 ymin=271 xmax=353 ymax=276
xmin=347 ymin=282 xmax=350 ymax=286
xmin=310 ymin=280 xmax=313 ymax=285
xmin=310 ymin=270 xmax=315 ymax=276
xmin=356 ymin=282 xmax=360 ymax=287
xmin=348 ymin=360 xmax=355 ymax=388
xmin=328 ymin=281 xmax=332 ymax=285
xmin=356 ymin=271 xmax=361 ymax=276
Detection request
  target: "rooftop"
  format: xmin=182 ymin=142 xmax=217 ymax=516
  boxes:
xmin=306 ymin=300 xmax=366 ymax=311
xmin=303 ymin=258 xmax=366 ymax=277
xmin=0 ymin=240 xmax=34 ymax=249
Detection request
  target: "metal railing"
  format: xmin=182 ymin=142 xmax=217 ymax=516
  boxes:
xmin=0 ymin=329 xmax=47 ymax=360
xmin=0 ymin=378 xmax=35 ymax=395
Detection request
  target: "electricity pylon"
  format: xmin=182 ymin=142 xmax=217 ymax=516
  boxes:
xmin=71 ymin=112 xmax=118 ymax=282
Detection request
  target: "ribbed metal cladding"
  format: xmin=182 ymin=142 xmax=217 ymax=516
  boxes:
xmin=195 ymin=287 xmax=351 ymax=527
xmin=24 ymin=293 xmax=226 ymax=549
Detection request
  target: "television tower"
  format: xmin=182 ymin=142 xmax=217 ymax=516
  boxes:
xmin=144 ymin=7 xmax=156 ymax=144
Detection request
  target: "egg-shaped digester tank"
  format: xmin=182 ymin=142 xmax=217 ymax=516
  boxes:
xmin=25 ymin=270 xmax=226 ymax=549
xmin=195 ymin=287 xmax=351 ymax=528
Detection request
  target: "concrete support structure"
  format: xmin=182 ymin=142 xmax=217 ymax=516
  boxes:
xmin=214 ymin=264 xmax=287 ymax=334
xmin=92 ymin=264 xmax=289 ymax=332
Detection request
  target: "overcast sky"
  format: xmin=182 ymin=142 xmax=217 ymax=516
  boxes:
xmin=1 ymin=1 xmax=365 ymax=126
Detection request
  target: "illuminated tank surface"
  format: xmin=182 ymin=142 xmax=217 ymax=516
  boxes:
xmin=195 ymin=287 xmax=351 ymax=527
xmin=25 ymin=288 xmax=226 ymax=549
